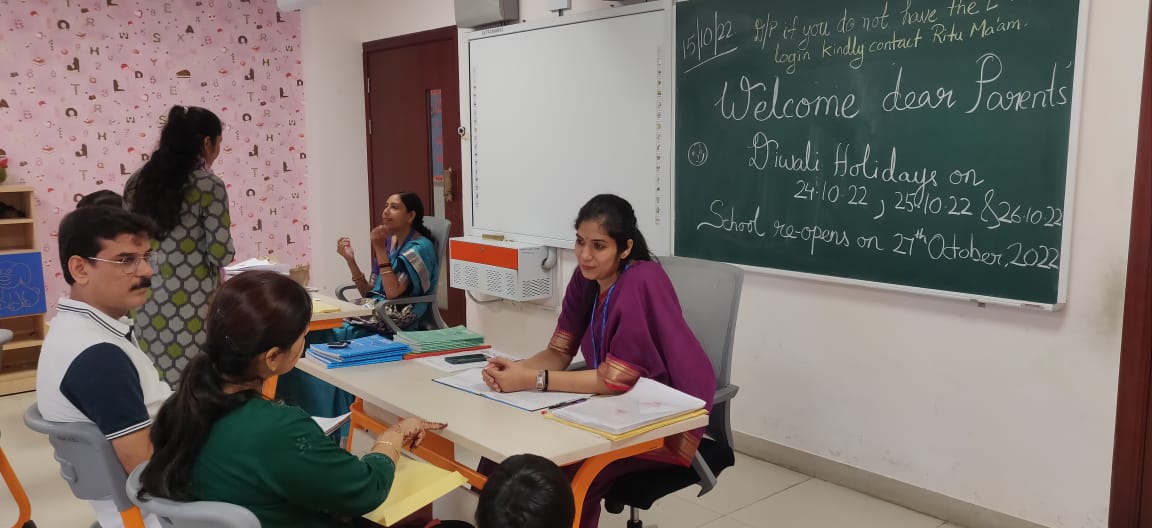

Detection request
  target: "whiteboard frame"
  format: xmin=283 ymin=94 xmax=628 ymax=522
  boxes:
xmin=463 ymin=2 xmax=672 ymax=253
xmin=668 ymin=0 xmax=1091 ymax=311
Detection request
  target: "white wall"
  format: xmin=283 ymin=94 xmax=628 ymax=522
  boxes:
xmin=304 ymin=1 xmax=1149 ymax=527
xmin=302 ymin=0 xmax=623 ymax=294
xmin=301 ymin=0 xmax=456 ymax=294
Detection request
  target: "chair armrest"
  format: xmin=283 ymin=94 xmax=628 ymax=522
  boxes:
xmin=690 ymin=450 xmax=718 ymax=496
xmin=714 ymin=384 xmax=739 ymax=404
xmin=375 ymin=295 xmax=437 ymax=306
xmin=335 ymin=284 xmax=358 ymax=302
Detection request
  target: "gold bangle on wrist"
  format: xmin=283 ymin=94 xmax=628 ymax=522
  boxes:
xmin=374 ymin=438 xmax=400 ymax=457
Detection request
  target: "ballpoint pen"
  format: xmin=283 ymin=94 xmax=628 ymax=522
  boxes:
xmin=541 ymin=398 xmax=588 ymax=414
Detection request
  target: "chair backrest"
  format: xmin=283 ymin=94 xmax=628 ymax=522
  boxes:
xmin=659 ymin=256 xmax=743 ymax=388
xmin=423 ymin=215 xmax=451 ymax=292
xmin=126 ymin=463 xmax=261 ymax=528
xmin=23 ymin=404 xmax=135 ymax=512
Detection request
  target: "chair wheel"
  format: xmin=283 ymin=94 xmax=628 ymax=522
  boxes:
xmin=625 ymin=521 xmax=643 ymax=528
xmin=22 ymin=521 xmax=38 ymax=528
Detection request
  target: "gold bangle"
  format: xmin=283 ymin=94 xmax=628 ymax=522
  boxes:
xmin=352 ymin=274 xmax=366 ymax=282
xmin=381 ymin=270 xmax=394 ymax=275
xmin=374 ymin=438 xmax=400 ymax=458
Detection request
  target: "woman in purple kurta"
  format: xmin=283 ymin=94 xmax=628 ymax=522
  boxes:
xmin=484 ymin=194 xmax=716 ymax=528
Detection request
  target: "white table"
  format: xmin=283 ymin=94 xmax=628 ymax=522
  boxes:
xmin=295 ymin=357 xmax=707 ymax=528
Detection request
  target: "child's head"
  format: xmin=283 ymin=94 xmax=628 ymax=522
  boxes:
xmin=476 ymin=454 xmax=575 ymax=528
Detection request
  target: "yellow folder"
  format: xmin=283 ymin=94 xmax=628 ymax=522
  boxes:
xmin=544 ymin=408 xmax=708 ymax=441
xmin=312 ymin=299 xmax=341 ymax=314
xmin=362 ymin=457 xmax=468 ymax=526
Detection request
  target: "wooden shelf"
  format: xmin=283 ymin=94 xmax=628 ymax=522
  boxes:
xmin=0 ymin=186 xmax=41 ymax=396
xmin=0 ymin=364 xmax=36 ymax=395
xmin=6 ymin=338 xmax=44 ymax=351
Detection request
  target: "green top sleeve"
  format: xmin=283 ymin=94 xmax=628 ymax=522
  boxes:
xmin=260 ymin=408 xmax=396 ymax=516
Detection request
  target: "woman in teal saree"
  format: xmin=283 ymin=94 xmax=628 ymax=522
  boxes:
xmin=278 ymin=191 xmax=440 ymax=427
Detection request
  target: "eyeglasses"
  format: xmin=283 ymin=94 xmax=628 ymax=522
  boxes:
xmin=86 ymin=252 xmax=158 ymax=275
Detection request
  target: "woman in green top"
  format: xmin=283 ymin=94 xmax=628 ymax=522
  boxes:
xmin=139 ymin=270 xmax=446 ymax=527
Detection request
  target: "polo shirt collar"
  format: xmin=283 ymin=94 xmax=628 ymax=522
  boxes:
xmin=56 ymin=297 xmax=135 ymax=341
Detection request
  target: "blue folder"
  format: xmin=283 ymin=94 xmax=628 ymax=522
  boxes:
xmin=309 ymin=334 xmax=411 ymax=360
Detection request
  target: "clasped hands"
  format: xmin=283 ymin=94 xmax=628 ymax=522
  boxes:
xmin=482 ymin=357 xmax=535 ymax=393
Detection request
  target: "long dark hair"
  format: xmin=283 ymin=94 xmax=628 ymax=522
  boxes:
xmin=395 ymin=191 xmax=434 ymax=243
xmin=574 ymin=194 xmax=654 ymax=267
xmin=127 ymin=105 xmax=222 ymax=238
xmin=139 ymin=271 xmax=311 ymax=501
xmin=475 ymin=454 xmax=575 ymax=528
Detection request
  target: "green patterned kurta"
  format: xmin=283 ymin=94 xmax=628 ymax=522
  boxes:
xmin=125 ymin=169 xmax=235 ymax=384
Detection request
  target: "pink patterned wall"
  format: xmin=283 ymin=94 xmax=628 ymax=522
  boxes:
xmin=0 ymin=0 xmax=310 ymax=311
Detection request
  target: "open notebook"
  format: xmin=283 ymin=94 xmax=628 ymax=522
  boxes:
xmin=433 ymin=368 xmax=591 ymax=411
xmin=310 ymin=412 xmax=351 ymax=436
xmin=362 ymin=457 xmax=467 ymax=526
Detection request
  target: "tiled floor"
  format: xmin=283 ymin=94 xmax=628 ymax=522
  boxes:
xmin=0 ymin=390 xmax=963 ymax=528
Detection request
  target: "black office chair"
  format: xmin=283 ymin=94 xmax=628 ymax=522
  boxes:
xmin=603 ymin=256 xmax=743 ymax=527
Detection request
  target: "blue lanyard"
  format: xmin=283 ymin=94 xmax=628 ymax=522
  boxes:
xmin=589 ymin=263 xmax=628 ymax=370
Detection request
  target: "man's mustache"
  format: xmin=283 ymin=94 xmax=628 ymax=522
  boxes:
xmin=132 ymin=278 xmax=152 ymax=290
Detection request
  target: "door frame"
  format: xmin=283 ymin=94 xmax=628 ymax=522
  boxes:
xmin=361 ymin=25 xmax=466 ymax=327
xmin=362 ymin=25 xmax=461 ymax=225
xmin=1110 ymin=5 xmax=1152 ymax=527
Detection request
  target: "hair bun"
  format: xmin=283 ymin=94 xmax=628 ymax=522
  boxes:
xmin=166 ymin=105 xmax=186 ymax=124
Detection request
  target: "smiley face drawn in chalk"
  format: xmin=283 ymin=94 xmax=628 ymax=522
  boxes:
xmin=687 ymin=142 xmax=709 ymax=167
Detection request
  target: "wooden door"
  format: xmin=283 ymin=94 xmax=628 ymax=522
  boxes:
xmin=363 ymin=26 xmax=465 ymax=327
xmin=1110 ymin=6 xmax=1152 ymax=527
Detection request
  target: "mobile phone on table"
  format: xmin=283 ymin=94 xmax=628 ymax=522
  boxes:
xmin=326 ymin=341 xmax=351 ymax=349
xmin=444 ymin=353 xmax=489 ymax=365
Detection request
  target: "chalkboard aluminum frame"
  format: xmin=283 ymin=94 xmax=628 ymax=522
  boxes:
xmin=668 ymin=0 xmax=1091 ymax=311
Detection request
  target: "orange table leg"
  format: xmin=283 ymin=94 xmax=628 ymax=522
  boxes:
xmin=120 ymin=506 xmax=146 ymax=528
xmin=566 ymin=438 xmax=665 ymax=528
xmin=0 ymin=446 xmax=33 ymax=527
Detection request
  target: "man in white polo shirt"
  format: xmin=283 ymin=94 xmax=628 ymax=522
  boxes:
xmin=36 ymin=206 xmax=172 ymax=528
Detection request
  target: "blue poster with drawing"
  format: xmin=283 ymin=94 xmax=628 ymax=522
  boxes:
xmin=0 ymin=252 xmax=46 ymax=318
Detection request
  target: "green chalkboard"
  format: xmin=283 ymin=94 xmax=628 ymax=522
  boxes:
xmin=674 ymin=0 xmax=1083 ymax=306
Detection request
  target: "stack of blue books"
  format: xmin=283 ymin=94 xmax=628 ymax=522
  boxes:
xmin=306 ymin=334 xmax=412 ymax=369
